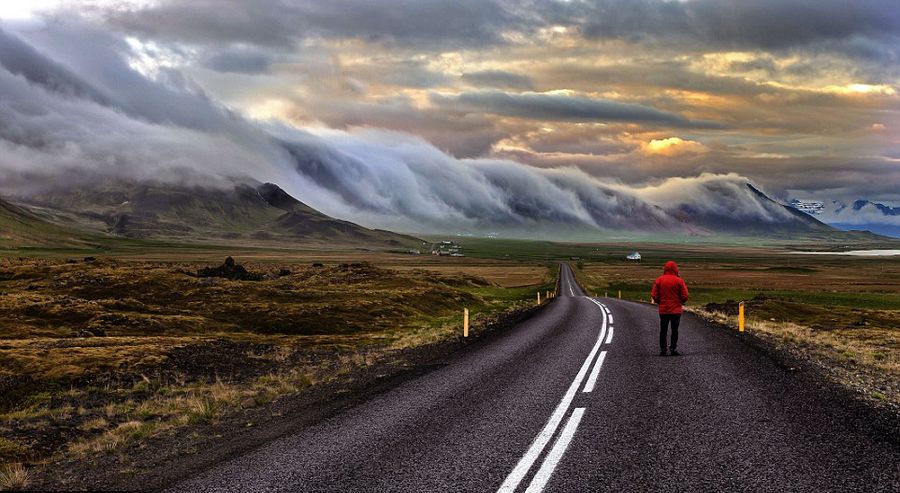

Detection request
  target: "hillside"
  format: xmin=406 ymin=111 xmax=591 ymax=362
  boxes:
xmin=0 ymin=197 xmax=99 ymax=249
xmin=9 ymin=181 xmax=421 ymax=248
xmin=665 ymin=184 xmax=836 ymax=236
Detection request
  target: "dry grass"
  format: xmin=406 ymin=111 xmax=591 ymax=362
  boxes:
xmin=63 ymin=369 xmax=319 ymax=455
xmin=0 ymin=463 xmax=29 ymax=490
xmin=0 ymin=255 xmax=551 ymax=471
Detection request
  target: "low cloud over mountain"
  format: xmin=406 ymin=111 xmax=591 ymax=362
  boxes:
xmin=0 ymin=25 xmax=839 ymax=238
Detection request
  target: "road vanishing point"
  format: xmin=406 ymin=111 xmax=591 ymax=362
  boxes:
xmin=169 ymin=264 xmax=899 ymax=492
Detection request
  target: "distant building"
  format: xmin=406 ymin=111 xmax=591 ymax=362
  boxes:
xmin=626 ymin=252 xmax=642 ymax=261
xmin=431 ymin=240 xmax=463 ymax=257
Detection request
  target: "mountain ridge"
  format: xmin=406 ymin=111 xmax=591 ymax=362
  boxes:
xmin=5 ymin=181 xmax=422 ymax=248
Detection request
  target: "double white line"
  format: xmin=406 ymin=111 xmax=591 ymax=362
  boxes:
xmin=498 ymin=298 xmax=613 ymax=493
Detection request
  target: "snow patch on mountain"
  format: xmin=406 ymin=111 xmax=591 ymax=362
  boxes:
xmin=790 ymin=197 xmax=900 ymax=237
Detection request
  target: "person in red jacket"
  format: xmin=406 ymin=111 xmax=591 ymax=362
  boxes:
xmin=651 ymin=260 xmax=689 ymax=356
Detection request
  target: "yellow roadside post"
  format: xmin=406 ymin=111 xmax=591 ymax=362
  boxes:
xmin=739 ymin=301 xmax=745 ymax=332
xmin=464 ymin=308 xmax=469 ymax=337
xmin=605 ymin=291 xmax=608 ymax=298
xmin=537 ymin=291 xmax=541 ymax=305
xmin=618 ymin=290 xmax=622 ymax=299
xmin=546 ymin=290 xmax=550 ymax=300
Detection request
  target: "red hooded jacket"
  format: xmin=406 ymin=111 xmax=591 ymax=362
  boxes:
xmin=651 ymin=261 xmax=689 ymax=314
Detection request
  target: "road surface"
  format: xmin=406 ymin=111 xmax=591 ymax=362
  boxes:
xmin=169 ymin=264 xmax=899 ymax=492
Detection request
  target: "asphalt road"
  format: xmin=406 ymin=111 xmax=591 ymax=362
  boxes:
xmin=169 ymin=264 xmax=899 ymax=492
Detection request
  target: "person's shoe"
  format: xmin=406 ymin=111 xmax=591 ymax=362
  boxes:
xmin=659 ymin=349 xmax=667 ymax=356
xmin=669 ymin=349 xmax=680 ymax=356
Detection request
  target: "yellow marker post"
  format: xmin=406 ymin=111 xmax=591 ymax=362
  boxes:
xmin=618 ymin=290 xmax=622 ymax=299
xmin=605 ymin=291 xmax=608 ymax=298
xmin=546 ymin=290 xmax=550 ymax=301
xmin=739 ymin=301 xmax=745 ymax=332
xmin=464 ymin=308 xmax=469 ymax=337
xmin=537 ymin=291 xmax=541 ymax=305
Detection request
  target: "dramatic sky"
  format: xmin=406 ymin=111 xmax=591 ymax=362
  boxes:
xmin=1 ymin=1 xmax=898 ymax=234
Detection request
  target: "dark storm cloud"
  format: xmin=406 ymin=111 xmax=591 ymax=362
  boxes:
xmin=562 ymin=0 xmax=900 ymax=52
xmin=300 ymin=96 xmax=508 ymax=157
xmin=11 ymin=23 xmax=242 ymax=133
xmin=203 ymin=48 xmax=273 ymax=74
xmin=534 ymin=61 xmax=768 ymax=97
xmin=430 ymin=90 xmax=727 ymax=129
xmin=729 ymin=58 xmax=778 ymax=75
xmin=0 ymin=28 xmax=111 ymax=105
xmin=347 ymin=59 xmax=450 ymax=89
xmin=106 ymin=0 xmax=524 ymax=49
xmin=461 ymin=70 xmax=535 ymax=90
xmin=102 ymin=0 xmax=900 ymax=54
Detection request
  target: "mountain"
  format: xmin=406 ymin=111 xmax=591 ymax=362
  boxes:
xmin=852 ymin=200 xmax=900 ymax=216
xmin=9 ymin=181 xmax=421 ymax=247
xmin=0 ymin=196 xmax=98 ymax=248
xmin=665 ymin=184 xmax=835 ymax=236
xmin=788 ymin=197 xmax=900 ymax=239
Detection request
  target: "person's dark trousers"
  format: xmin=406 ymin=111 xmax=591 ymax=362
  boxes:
xmin=659 ymin=314 xmax=681 ymax=351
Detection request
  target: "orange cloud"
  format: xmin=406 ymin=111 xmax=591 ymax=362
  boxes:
xmin=641 ymin=137 xmax=709 ymax=156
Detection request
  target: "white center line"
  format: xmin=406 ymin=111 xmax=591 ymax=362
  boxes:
xmin=523 ymin=408 xmax=587 ymax=493
xmin=605 ymin=326 xmax=614 ymax=344
xmin=497 ymin=298 xmax=607 ymax=493
xmin=582 ymin=351 xmax=607 ymax=393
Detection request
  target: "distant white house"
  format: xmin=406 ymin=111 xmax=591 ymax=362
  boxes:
xmin=626 ymin=252 xmax=642 ymax=261
xmin=431 ymin=240 xmax=462 ymax=256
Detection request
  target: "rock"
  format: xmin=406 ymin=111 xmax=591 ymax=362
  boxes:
xmin=88 ymin=327 xmax=107 ymax=337
xmin=278 ymin=268 xmax=291 ymax=277
xmin=240 ymin=397 xmax=256 ymax=409
xmin=196 ymin=257 xmax=262 ymax=281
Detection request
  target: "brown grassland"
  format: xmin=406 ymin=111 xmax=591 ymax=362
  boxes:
xmin=1 ymin=238 xmax=898 ymax=490
xmin=0 ymin=251 xmax=555 ymax=489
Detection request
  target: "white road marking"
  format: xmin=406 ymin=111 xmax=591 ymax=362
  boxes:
xmin=497 ymin=298 xmax=607 ymax=493
xmin=582 ymin=351 xmax=607 ymax=393
xmin=587 ymin=299 xmax=616 ymax=344
xmin=523 ymin=408 xmax=586 ymax=493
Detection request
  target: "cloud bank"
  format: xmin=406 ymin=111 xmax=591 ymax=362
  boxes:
xmin=0 ymin=25 xmax=834 ymax=237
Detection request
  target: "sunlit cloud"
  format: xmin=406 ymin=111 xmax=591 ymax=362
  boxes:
xmin=641 ymin=137 xmax=709 ymax=157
